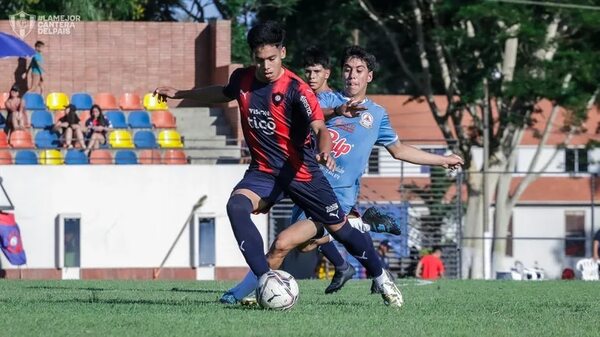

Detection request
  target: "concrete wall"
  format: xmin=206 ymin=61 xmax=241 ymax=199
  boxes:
xmin=0 ymin=165 xmax=266 ymax=279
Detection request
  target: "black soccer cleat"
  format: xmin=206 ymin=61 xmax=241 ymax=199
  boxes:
xmin=362 ymin=207 xmax=402 ymax=235
xmin=325 ymin=264 xmax=356 ymax=294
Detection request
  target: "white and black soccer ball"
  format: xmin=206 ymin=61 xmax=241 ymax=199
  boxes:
xmin=256 ymin=270 xmax=299 ymax=310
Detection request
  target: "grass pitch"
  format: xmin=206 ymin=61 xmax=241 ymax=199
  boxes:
xmin=0 ymin=279 xmax=597 ymax=337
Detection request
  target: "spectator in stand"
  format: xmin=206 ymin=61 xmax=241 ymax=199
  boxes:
xmin=84 ymin=104 xmax=112 ymax=155
xmin=4 ymin=84 xmax=27 ymax=138
xmin=54 ymin=104 xmax=85 ymax=149
xmin=23 ymin=41 xmax=45 ymax=94
xmin=416 ymin=246 xmax=445 ymax=280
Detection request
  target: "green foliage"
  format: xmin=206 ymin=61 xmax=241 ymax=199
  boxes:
xmin=1 ymin=0 xmax=148 ymax=20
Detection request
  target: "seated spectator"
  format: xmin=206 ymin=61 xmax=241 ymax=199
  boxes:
xmin=54 ymin=104 xmax=85 ymax=149
xmin=416 ymin=246 xmax=445 ymax=280
xmin=4 ymin=85 xmax=27 ymax=137
xmin=84 ymin=104 xmax=112 ymax=155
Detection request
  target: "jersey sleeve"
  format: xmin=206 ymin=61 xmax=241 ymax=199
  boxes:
xmin=296 ymin=83 xmax=324 ymax=122
xmin=376 ymin=112 xmax=399 ymax=147
xmin=222 ymin=68 xmax=243 ymax=100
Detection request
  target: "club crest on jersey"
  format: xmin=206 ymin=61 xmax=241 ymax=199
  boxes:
xmin=329 ymin=129 xmax=352 ymax=158
xmin=272 ymin=92 xmax=283 ymax=105
xmin=359 ymin=112 xmax=374 ymax=129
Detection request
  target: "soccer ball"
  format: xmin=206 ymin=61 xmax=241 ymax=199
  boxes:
xmin=256 ymin=270 xmax=299 ymax=310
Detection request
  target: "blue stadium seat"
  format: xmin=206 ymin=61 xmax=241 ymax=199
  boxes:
xmin=114 ymin=150 xmax=138 ymax=165
xmin=105 ymin=111 xmax=127 ymax=129
xmin=133 ymin=130 xmax=157 ymax=149
xmin=14 ymin=150 xmax=37 ymax=165
xmin=64 ymin=150 xmax=89 ymax=165
xmin=34 ymin=130 xmax=60 ymax=149
xmin=31 ymin=110 xmax=54 ymax=129
xmin=24 ymin=92 xmax=46 ymax=110
xmin=128 ymin=110 xmax=152 ymax=129
xmin=70 ymin=93 xmax=93 ymax=110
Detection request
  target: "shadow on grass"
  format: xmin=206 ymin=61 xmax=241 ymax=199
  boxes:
xmin=0 ymin=297 xmax=218 ymax=306
xmin=25 ymin=286 xmax=223 ymax=294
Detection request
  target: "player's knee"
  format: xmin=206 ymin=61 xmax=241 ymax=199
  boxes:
xmin=273 ymin=235 xmax=294 ymax=254
xmin=226 ymin=194 xmax=253 ymax=218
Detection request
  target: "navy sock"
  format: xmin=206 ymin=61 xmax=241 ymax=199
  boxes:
xmin=226 ymin=194 xmax=269 ymax=277
xmin=329 ymin=221 xmax=383 ymax=278
xmin=319 ymin=241 xmax=348 ymax=271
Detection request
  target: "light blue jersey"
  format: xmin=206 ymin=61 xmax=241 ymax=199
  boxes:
xmin=291 ymin=91 xmax=399 ymax=221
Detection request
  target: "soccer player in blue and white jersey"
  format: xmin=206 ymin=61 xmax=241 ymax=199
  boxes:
xmin=220 ymin=45 xmax=463 ymax=305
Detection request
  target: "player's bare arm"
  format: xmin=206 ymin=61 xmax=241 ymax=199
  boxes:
xmin=593 ymin=240 xmax=599 ymax=261
xmin=153 ymin=85 xmax=232 ymax=105
xmin=386 ymin=141 xmax=464 ymax=169
xmin=310 ymin=119 xmax=336 ymax=171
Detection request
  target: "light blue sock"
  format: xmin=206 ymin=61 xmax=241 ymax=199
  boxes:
xmin=229 ymin=271 xmax=259 ymax=300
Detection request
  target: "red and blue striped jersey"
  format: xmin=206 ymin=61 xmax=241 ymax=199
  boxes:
xmin=223 ymin=67 xmax=324 ymax=181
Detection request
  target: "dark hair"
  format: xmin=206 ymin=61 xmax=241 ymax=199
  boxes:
xmin=64 ymin=104 xmax=79 ymax=125
xmin=247 ymin=21 xmax=285 ymax=51
xmin=89 ymin=104 xmax=107 ymax=125
xmin=302 ymin=46 xmax=331 ymax=69
xmin=10 ymin=84 xmax=19 ymax=92
xmin=340 ymin=45 xmax=377 ymax=72
xmin=35 ymin=41 xmax=45 ymax=47
xmin=432 ymin=246 xmax=443 ymax=253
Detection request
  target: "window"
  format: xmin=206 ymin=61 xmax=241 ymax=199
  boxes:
xmin=565 ymin=149 xmax=588 ymax=173
xmin=368 ymin=148 xmax=379 ymax=174
xmin=565 ymin=211 xmax=585 ymax=257
xmin=196 ymin=217 xmax=215 ymax=266
xmin=56 ymin=214 xmax=81 ymax=269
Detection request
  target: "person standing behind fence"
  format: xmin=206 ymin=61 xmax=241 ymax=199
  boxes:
xmin=416 ymin=246 xmax=445 ymax=280
xmin=593 ymin=229 xmax=600 ymax=262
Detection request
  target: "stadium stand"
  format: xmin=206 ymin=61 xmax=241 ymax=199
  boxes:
xmin=151 ymin=110 xmax=176 ymax=128
xmin=106 ymin=111 xmax=128 ymax=129
xmin=109 ymin=130 xmax=134 ymax=148
xmin=119 ymin=93 xmax=143 ymax=110
xmin=70 ymin=93 xmax=94 ymax=110
xmin=0 ymin=151 xmax=12 ymax=164
xmin=133 ymin=130 xmax=158 ymax=149
xmin=138 ymin=149 xmax=162 ymax=164
xmin=9 ymin=130 xmax=34 ymax=148
xmin=23 ymin=92 xmax=45 ymax=110
xmin=78 ymin=111 xmax=90 ymax=126
xmin=115 ymin=150 xmax=138 ymax=165
xmin=0 ymin=132 xmax=9 ymax=148
xmin=94 ymin=93 xmax=119 ymax=110
xmin=157 ymin=130 xmax=183 ymax=148
xmin=143 ymin=93 xmax=168 ymax=111
xmin=163 ymin=149 xmax=188 ymax=164
xmin=89 ymin=150 xmax=112 ymax=164
xmin=46 ymin=92 xmax=69 ymax=110
xmin=34 ymin=130 xmax=60 ymax=149
xmin=128 ymin=110 xmax=152 ymax=129
xmin=14 ymin=150 xmax=37 ymax=164
xmin=39 ymin=149 xmax=64 ymax=165
xmin=31 ymin=110 xmax=54 ymax=129
xmin=64 ymin=149 xmax=89 ymax=165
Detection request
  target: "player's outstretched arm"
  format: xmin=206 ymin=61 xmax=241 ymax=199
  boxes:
xmin=593 ymin=239 xmax=599 ymax=261
xmin=310 ymin=120 xmax=336 ymax=171
xmin=153 ymin=85 xmax=233 ymax=105
xmin=385 ymin=141 xmax=464 ymax=169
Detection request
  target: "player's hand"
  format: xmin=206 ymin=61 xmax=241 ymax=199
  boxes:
xmin=316 ymin=151 xmax=336 ymax=171
xmin=153 ymin=86 xmax=179 ymax=103
xmin=442 ymin=153 xmax=464 ymax=170
xmin=335 ymin=99 xmax=367 ymax=118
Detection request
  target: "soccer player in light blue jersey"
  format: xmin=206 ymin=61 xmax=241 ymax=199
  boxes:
xmin=220 ymin=46 xmax=463 ymax=305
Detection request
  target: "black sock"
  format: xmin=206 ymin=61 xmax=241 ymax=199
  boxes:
xmin=226 ymin=194 xmax=269 ymax=277
xmin=319 ymin=241 xmax=348 ymax=271
xmin=329 ymin=221 xmax=383 ymax=278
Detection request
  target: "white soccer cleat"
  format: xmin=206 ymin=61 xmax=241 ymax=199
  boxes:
xmin=379 ymin=279 xmax=404 ymax=308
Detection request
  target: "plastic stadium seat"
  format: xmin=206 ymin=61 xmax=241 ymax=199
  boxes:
xmin=0 ymin=151 xmax=12 ymax=165
xmin=151 ymin=110 xmax=176 ymax=128
xmin=89 ymin=150 xmax=112 ymax=164
xmin=35 ymin=130 xmax=60 ymax=149
xmin=157 ymin=130 xmax=183 ymax=148
xmin=128 ymin=110 xmax=152 ymax=129
xmin=9 ymin=130 xmax=34 ymax=148
xmin=70 ymin=93 xmax=93 ymax=110
xmin=108 ymin=130 xmax=134 ymax=148
xmin=14 ymin=150 xmax=37 ymax=165
xmin=114 ymin=150 xmax=138 ymax=165
xmin=133 ymin=130 xmax=157 ymax=149
xmin=143 ymin=93 xmax=169 ymax=111
xmin=23 ymin=92 xmax=46 ymax=110
xmin=0 ymin=132 xmax=9 ymax=148
xmin=119 ymin=93 xmax=143 ymax=110
xmin=46 ymin=92 xmax=69 ymax=110
xmin=0 ymin=92 xmax=8 ymax=110
xmin=105 ymin=111 xmax=127 ymax=129
xmin=39 ymin=149 xmax=64 ymax=165
xmin=78 ymin=111 xmax=90 ymax=126
xmin=64 ymin=149 xmax=89 ymax=165
xmin=162 ymin=149 xmax=188 ymax=164
xmin=94 ymin=93 xmax=118 ymax=110
xmin=31 ymin=110 xmax=54 ymax=129
xmin=138 ymin=149 xmax=161 ymax=164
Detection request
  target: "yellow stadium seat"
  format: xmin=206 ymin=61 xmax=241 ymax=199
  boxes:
xmin=143 ymin=93 xmax=169 ymax=111
xmin=157 ymin=130 xmax=183 ymax=148
xmin=109 ymin=130 xmax=134 ymax=148
xmin=39 ymin=149 xmax=64 ymax=165
xmin=46 ymin=92 xmax=69 ymax=111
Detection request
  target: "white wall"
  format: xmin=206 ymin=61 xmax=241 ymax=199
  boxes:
xmin=0 ymin=165 xmax=267 ymax=270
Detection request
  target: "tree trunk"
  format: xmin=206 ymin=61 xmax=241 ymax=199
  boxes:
xmin=491 ymin=151 xmax=516 ymax=275
xmin=462 ymin=162 xmax=484 ymax=279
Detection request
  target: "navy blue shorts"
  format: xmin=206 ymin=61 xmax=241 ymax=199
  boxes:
xmin=233 ymin=169 xmax=345 ymax=225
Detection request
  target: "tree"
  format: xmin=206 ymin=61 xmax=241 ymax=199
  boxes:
xmin=357 ymin=0 xmax=600 ymax=277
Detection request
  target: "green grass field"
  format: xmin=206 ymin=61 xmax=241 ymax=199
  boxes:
xmin=0 ymin=279 xmax=598 ymax=337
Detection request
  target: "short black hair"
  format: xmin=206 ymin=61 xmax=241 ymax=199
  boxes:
xmin=432 ymin=246 xmax=443 ymax=253
xmin=247 ymin=21 xmax=285 ymax=51
xmin=302 ymin=46 xmax=331 ymax=69
xmin=35 ymin=41 xmax=45 ymax=47
xmin=340 ymin=45 xmax=377 ymax=72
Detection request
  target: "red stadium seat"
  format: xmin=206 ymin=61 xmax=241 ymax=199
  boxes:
xmin=79 ymin=111 xmax=90 ymax=126
xmin=0 ymin=151 xmax=12 ymax=164
xmin=94 ymin=93 xmax=118 ymax=110
xmin=9 ymin=130 xmax=34 ymax=148
xmin=162 ymin=149 xmax=188 ymax=164
xmin=139 ymin=149 xmax=161 ymax=164
xmin=0 ymin=132 xmax=9 ymax=148
xmin=119 ymin=93 xmax=143 ymax=110
xmin=151 ymin=110 xmax=177 ymax=128
xmin=89 ymin=150 xmax=113 ymax=164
